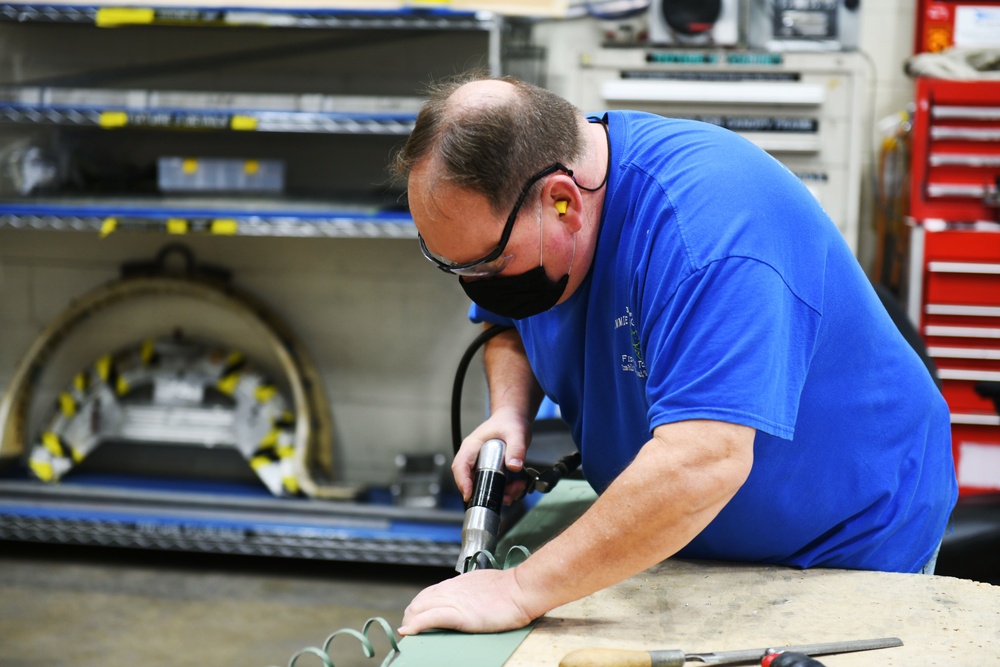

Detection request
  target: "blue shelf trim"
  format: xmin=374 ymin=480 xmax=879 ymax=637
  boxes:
xmin=0 ymin=200 xmax=413 ymax=223
xmin=0 ymin=501 xmax=462 ymax=543
xmin=1 ymin=4 xmax=484 ymax=18
xmin=0 ymin=101 xmax=418 ymax=123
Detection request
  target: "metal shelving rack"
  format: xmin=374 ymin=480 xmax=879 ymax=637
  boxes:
xmin=0 ymin=2 xmax=502 ymax=238
xmin=0 ymin=3 xmax=501 ymax=31
xmin=0 ymin=2 xmax=509 ymax=565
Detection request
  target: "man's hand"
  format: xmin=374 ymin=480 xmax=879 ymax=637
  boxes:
xmin=453 ymin=407 xmax=533 ymax=504
xmin=397 ymin=568 xmax=540 ymax=635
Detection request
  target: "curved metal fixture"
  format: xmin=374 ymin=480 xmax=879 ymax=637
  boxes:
xmin=0 ymin=244 xmax=354 ymax=499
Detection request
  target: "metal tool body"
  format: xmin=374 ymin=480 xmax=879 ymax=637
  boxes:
xmin=455 ymin=438 xmax=507 ymax=573
xmin=559 ymin=636 xmax=903 ymax=667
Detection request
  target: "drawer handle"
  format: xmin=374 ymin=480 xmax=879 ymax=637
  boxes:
xmin=926 ymin=304 xmax=1000 ymax=317
xmin=932 ymin=105 xmax=1000 ymax=121
xmin=926 ymin=182 xmax=986 ymax=198
xmin=951 ymin=413 xmax=1000 ymax=426
xmin=928 ymin=346 xmax=1000 ymax=361
xmin=927 ymin=261 xmax=1000 ymax=274
xmin=924 ymin=325 xmax=1000 ymax=339
xmin=931 ymin=126 xmax=1000 ymax=141
xmin=600 ymin=80 xmax=826 ymax=105
xmin=930 ymin=153 xmax=1000 ymax=168
xmin=938 ymin=368 xmax=1000 ymax=382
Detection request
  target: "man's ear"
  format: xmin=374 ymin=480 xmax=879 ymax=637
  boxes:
xmin=543 ymin=175 xmax=582 ymax=231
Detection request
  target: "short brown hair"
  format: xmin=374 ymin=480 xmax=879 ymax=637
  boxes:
xmin=390 ymin=73 xmax=585 ymax=215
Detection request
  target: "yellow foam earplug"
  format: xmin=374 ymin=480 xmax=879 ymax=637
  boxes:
xmin=555 ymin=200 xmax=568 ymax=214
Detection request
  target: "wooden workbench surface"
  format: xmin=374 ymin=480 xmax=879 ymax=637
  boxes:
xmin=497 ymin=483 xmax=999 ymax=666
xmin=505 ymin=556 xmax=999 ymax=666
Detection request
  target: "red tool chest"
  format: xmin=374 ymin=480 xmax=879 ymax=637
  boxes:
xmin=909 ymin=78 xmax=1000 ymax=224
xmin=914 ymin=1 xmax=1000 ymax=54
xmin=908 ymin=77 xmax=1000 ymax=496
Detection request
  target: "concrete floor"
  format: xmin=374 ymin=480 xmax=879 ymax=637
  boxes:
xmin=0 ymin=542 xmax=451 ymax=667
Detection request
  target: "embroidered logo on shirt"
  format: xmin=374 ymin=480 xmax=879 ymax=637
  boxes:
xmin=614 ymin=306 xmax=647 ymax=378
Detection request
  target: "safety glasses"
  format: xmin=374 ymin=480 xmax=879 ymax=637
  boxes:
xmin=418 ymin=163 xmax=571 ymax=278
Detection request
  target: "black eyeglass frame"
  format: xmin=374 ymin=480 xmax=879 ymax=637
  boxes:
xmin=418 ymin=162 xmax=571 ymax=276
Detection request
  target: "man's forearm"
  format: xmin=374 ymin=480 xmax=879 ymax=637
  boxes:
xmin=483 ymin=325 xmax=544 ymax=422
xmin=511 ymin=420 xmax=755 ymax=618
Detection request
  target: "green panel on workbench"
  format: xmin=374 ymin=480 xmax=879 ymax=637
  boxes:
xmin=394 ymin=626 xmax=534 ymax=667
xmin=498 ymin=480 xmax=597 ymax=555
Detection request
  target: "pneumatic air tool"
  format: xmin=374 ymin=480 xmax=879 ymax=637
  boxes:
xmin=455 ymin=438 xmax=507 ymax=573
xmin=454 ymin=437 xmax=583 ymax=573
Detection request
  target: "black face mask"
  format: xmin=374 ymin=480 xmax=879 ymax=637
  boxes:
xmin=460 ymin=266 xmax=569 ymax=320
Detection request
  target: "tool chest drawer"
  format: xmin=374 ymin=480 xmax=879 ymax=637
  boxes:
xmin=915 ymin=228 xmax=1000 ymax=496
xmin=910 ymin=77 xmax=1000 ymax=224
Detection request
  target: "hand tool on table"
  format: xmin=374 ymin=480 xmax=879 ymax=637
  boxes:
xmin=558 ymin=636 xmax=903 ymax=667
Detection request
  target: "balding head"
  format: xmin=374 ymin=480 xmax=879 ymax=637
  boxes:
xmin=447 ymin=78 xmax=516 ymax=111
xmin=391 ymin=74 xmax=586 ymax=215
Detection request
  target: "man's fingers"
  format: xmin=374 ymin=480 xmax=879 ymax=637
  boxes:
xmin=453 ymin=440 xmax=483 ymax=501
xmin=504 ymin=478 xmax=528 ymax=505
xmin=506 ymin=441 xmax=526 ymax=472
xmin=399 ymin=587 xmax=470 ymax=635
xmin=398 ymin=607 xmax=466 ymax=636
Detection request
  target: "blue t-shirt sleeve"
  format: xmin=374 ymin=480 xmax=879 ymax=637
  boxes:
xmin=469 ymin=303 xmax=516 ymax=328
xmin=641 ymin=256 xmax=822 ymax=440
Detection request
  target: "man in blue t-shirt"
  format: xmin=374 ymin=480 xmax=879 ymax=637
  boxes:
xmin=391 ymin=75 xmax=958 ymax=636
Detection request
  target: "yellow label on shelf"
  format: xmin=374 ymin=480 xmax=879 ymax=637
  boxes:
xmin=182 ymin=158 xmax=199 ymax=174
xmin=244 ymin=160 xmax=259 ymax=175
xmin=166 ymin=218 xmax=189 ymax=235
xmin=231 ymin=115 xmax=258 ymax=131
xmin=95 ymin=7 xmax=156 ymax=27
xmin=99 ymin=217 xmax=118 ymax=238
xmin=98 ymin=111 xmax=129 ymax=129
xmin=211 ymin=219 xmax=239 ymax=235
